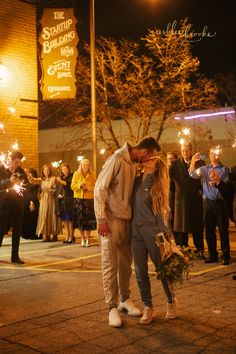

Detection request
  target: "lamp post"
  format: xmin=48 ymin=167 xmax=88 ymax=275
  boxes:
xmin=90 ymin=0 xmax=97 ymax=175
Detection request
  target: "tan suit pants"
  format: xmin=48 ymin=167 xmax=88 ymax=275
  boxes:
xmin=100 ymin=219 xmax=132 ymax=308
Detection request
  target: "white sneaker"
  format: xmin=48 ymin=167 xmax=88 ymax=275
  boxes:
xmin=108 ymin=308 xmax=122 ymax=328
xmin=85 ymin=239 xmax=90 ymax=247
xmin=118 ymin=299 xmax=141 ymax=317
xmin=166 ymin=298 xmax=178 ymax=319
xmin=81 ymin=240 xmax=86 ymax=247
xmin=140 ymin=307 xmax=154 ymax=324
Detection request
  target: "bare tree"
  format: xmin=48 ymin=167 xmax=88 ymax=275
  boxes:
xmin=40 ymin=19 xmax=218 ymax=153
xmin=143 ymin=18 xmax=217 ymax=141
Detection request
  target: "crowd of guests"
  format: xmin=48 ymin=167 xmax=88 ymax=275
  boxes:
xmin=0 ymin=155 xmax=97 ymax=264
xmin=0 ymin=137 xmax=235 ymax=328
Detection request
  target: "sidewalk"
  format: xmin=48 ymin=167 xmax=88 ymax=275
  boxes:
xmin=0 ymin=226 xmax=235 ymax=353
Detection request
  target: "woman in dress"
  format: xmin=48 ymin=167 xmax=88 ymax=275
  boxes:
xmin=71 ymin=159 xmax=96 ymax=247
xmin=131 ymin=156 xmax=177 ymax=324
xmin=56 ymin=163 xmax=74 ymax=243
xmin=29 ymin=164 xmax=60 ymax=242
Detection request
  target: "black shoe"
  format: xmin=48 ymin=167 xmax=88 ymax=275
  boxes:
xmin=204 ymin=257 xmax=218 ymax=264
xmin=63 ymin=239 xmax=69 ymax=243
xmin=11 ymin=257 xmax=25 ymax=264
xmin=222 ymin=259 xmax=230 ymax=265
xmin=195 ymin=251 xmax=206 ymax=260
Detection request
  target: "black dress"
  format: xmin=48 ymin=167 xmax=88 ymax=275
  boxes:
xmin=58 ymin=173 xmax=74 ymax=221
xmin=22 ymin=184 xmax=39 ymax=239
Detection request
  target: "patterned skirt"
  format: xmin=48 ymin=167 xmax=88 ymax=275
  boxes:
xmin=73 ymin=198 xmax=97 ymax=230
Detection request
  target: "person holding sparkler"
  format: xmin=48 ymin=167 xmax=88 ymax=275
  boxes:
xmin=0 ymin=151 xmax=28 ymax=264
xmin=71 ymin=159 xmax=96 ymax=247
xmin=189 ymin=146 xmax=231 ymax=265
xmin=56 ymin=163 xmax=74 ymax=243
xmin=29 ymin=164 xmax=60 ymax=242
xmin=169 ymin=143 xmax=205 ymax=257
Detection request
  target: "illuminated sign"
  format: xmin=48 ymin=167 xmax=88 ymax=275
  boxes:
xmin=39 ymin=8 xmax=79 ymax=100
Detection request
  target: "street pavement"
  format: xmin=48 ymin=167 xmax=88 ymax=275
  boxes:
xmin=0 ymin=224 xmax=236 ymax=354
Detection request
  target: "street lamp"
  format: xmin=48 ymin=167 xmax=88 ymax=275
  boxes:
xmin=90 ymin=0 xmax=97 ymax=176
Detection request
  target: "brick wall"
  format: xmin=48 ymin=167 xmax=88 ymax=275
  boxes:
xmin=0 ymin=0 xmax=38 ymax=170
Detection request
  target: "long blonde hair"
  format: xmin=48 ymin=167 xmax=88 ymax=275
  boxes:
xmin=77 ymin=159 xmax=93 ymax=175
xmin=149 ymin=158 xmax=170 ymax=225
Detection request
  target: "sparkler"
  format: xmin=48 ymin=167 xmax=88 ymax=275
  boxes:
xmin=0 ymin=151 xmax=12 ymax=169
xmin=12 ymin=142 xmax=19 ymax=150
xmin=178 ymin=127 xmax=191 ymax=145
xmin=196 ymin=168 xmax=201 ymax=176
xmin=51 ymin=160 xmax=62 ymax=168
xmin=0 ymin=181 xmax=26 ymax=196
xmin=232 ymin=138 xmax=236 ymax=149
xmin=77 ymin=155 xmax=85 ymax=162
xmin=12 ymin=181 xmax=26 ymax=196
xmin=212 ymin=145 xmax=222 ymax=158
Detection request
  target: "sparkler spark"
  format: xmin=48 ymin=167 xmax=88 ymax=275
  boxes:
xmin=12 ymin=142 xmax=19 ymax=150
xmin=0 ymin=151 xmax=12 ymax=169
xmin=178 ymin=127 xmax=191 ymax=145
xmin=51 ymin=160 xmax=62 ymax=168
xmin=0 ymin=181 xmax=26 ymax=196
xmin=196 ymin=168 xmax=201 ymax=176
xmin=212 ymin=145 xmax=222 ymax=158
xmin=77 ymin=155 xmax=85 ymax=162
xmin=179 ymin=138 xmax=185 ymax=145
xmin=12 ymin=181 xmax=26 ymax=196
xmin=232 ymin=138 xmax=236 ymax=149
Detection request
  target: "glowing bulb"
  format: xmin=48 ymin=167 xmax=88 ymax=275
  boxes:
xmin=100 ymin=148 xmax=106 ymax=155
xmin=0 ymin=63 xmax=8 ymax=81
xmin=8 ymin=107 xmax=16 ymax=114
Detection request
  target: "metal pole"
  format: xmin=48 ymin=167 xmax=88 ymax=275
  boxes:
xmin=90 ymin=0 xmax=97 ymax=176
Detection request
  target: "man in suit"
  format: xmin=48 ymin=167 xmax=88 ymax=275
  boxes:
xmin=0 ymin=151 xmax=28 ymax=264
xmin=169 ymin=143 xmax=205 ymax=257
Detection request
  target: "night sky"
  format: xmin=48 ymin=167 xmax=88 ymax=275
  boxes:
xmin=73 ymin=0 xmax=236 ymax=78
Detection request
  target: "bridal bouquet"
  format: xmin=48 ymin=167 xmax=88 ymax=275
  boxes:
xmin=155 ymin=232 xmax=193 ymax=285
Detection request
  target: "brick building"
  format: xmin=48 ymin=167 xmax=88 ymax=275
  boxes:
xmin=0 ymin=0 xmax=38 ymax=170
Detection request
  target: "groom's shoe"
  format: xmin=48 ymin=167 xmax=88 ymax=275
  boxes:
xmin=118 ymin=299 xmax=141 ymax=316
xmin=11 ymin=257 xmax=25 ymax=264
xmin=109 ymin=308 xmax=122 ymax=328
